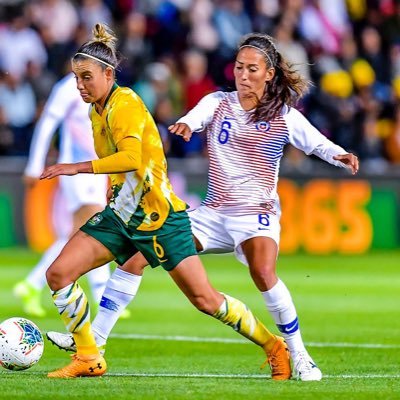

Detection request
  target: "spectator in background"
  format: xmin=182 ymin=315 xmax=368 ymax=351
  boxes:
xmin=27 ymin=0 xmax=79 ymax=76
xmin=338 ymin=31 xmax=359 ymax=70
xmin=159 ymin=53 xmax=185 ymax=117
xmin=133 ymin=62 xmax=172 ymax=114
xmin=298 ymin=0 xmax=349 ymax=56
xmin=117 ymin=12 xmax=153 ymax=86
xmin=252 ymin=0 xmax=280 ymax=33
xmin=0 ymin=70 xmax=36 ymax=156
xmin=213 ymin=0 xmax=252 ymax=85
xmin=78 ymin=0 xmax=113 ymax=33
xmin=213 ymin=0 xmax=252 ymax=59
xmin=274 ymin=17 xmax=311 ymax=81
xmin=28 ymin=0 xmax=79 ymax=45
xmin=25 ymin=60 xmax=57 ymax=115
xmin=359 ymin=25 xmax=391 ymax=97
xmin=171 ymin=49 xmax=217 ymax=158
xmin=316 ymin=69 xmax=359 ymax=151
xmin=0 ymin=4 xmax=47 ymax=79
xmin=182 ymin=49 xmax=216 ymax=111
xmin=187 ymin=0 xmax=219 ymax=54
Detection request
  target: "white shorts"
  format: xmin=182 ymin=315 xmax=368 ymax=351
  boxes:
xmin=188 ymin=205 xmax=280 ymax=266
xmin=59 ymin=174 xmax=107 ymax=213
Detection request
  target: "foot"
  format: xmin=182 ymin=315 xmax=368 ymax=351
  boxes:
xmin=13 ymin=280 xmax=46 ymax=318
xmin=46 ymin=331 xmax=105 ymax=355
xmin=47 ymin=353 xmax=106 ymax=378
xmin=293 ymin=351 xmax=322 ymax=381
xmin=263 ymin=336 xmax=292 ymax=380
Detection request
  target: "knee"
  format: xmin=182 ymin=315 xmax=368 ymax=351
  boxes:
xmin=46 ymin=264 xmax=70 ymax=291
xmin=189 ymin=290 xmax=223 ymax=315
xmin=190 ymin=294 xmax=217 ymax=315
xmin=250 ymin=264 xmax=277 ymax=291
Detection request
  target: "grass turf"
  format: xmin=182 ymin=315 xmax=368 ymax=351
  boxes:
xmin=0 ymin=247 xmax=399 ymax=399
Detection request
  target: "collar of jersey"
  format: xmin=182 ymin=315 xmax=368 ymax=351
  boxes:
xmin=102 ymin=82 xmax=119 ymax=110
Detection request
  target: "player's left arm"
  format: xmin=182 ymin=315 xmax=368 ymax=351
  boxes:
xmin=285 ymin=108 xmax=359 ymax=174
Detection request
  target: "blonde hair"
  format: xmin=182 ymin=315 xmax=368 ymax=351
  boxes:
xmin=73 ymin=23 xmax=119 ymax=70
xmin=90 ymin=23 xmax=117 ymax=51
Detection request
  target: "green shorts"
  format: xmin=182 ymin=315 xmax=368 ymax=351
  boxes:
xmin=81 ymin=206 xmax=197 ymax=271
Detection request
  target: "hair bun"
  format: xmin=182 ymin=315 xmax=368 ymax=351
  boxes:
xmin=92 ymin=23 xmax=117 ymax=50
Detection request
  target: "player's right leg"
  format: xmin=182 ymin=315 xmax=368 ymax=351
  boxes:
xmin=46 ymin=230 xmax=112 ymax=378
xmin=47 ymin=252 xmax=147 ymax=353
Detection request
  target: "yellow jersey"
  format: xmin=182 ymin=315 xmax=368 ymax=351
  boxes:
xmin=90 ymin=85 xmax=187 ymax=231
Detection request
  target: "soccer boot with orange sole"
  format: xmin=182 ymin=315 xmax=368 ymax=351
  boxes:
xmin=47 ymin=353 xmax=107 ymax=378
xmin=262 ymin=336 xmax=292 ymax=380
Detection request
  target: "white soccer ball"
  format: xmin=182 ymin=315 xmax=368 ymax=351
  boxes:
xmin=0 ymin=317 xmax=44 ymax=371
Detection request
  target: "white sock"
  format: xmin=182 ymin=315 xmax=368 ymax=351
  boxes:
xmin=26 ymin=238 xmax=67 ymax=290
xmin=262 ymin=279 xmax=307 ymax=356
xmin=92 ymin=268 xmax=142 ymax=347
xmin=86 ymin=263 xmax=111 ymax=303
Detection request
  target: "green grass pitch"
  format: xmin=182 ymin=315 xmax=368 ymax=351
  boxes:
xmin=0 ymin=247 xmax=399 ymax=399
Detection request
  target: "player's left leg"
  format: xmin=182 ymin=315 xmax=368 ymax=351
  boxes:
xmin=241 ymin=236 xmax=322 ymax=381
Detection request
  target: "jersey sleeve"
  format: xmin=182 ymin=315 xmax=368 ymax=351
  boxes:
xmin=92 ymin=136 xmax=141 ymax=173
xmin=284 ymin=107 xmax=348 ymax=168
xmin=177 ymin=91 xmax=226 ymax=132
xmin=24 ymin=76 xmax=76 ymax=177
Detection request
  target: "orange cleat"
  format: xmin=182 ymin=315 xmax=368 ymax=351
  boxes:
xmin=262 ymin=336 xmax=292 ymax=380
xmin=47 ymin=353 xmax=107 ymax=378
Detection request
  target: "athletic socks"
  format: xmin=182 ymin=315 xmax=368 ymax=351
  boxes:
xmin=52 ymin=282 xmax=98 ymax=355
xmin=262 ymin=279 xmax=307 ymax=356
xmin=86 ymin=263 xmax=111 ymax=303
xmin=213 ymin=293 xmax=276 ymax=351
xmin=91 ymin=268 xmax=142 ymax=347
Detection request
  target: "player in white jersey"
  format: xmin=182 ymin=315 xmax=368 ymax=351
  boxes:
xmin=13 ymin=73 xmax=112 ymax=317
xmin=47 ymin=33 xmax=359 ymax=381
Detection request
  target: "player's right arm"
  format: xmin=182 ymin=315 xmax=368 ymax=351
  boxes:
xmin=169 ymin=91 xmax=226 ymax=141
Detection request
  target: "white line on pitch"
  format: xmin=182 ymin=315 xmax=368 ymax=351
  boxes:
xmin=106 ymin=373 xmax=400 ymax=379
xmin=4 ymin=371 xmax=400 ymax=379
xmin=108 ymin=333 xmax=400 ymax=349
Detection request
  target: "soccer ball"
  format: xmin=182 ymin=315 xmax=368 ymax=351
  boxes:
xmin=0 ymin=317 xmax=44 ymax=371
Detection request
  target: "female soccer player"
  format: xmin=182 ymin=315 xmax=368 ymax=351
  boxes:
xmin=41 ymin=25 xmax=290 ymax=379
xmin=48 ymin=32 xmax=359 ymax=381
xmin=14 ymin=72 xmax=111 ymax=317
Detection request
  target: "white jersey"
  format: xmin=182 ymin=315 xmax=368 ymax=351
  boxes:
xmin=25 ymin=73 xmax=97 ymax=177
xmin=179 ymin=91 xmax=347 ymax=216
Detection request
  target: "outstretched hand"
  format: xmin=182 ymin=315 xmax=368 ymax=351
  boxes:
xmin=333 ymin=153 xmax=359 ymax=175
xmin=40 ymin=163 xmax=80 ymax=179
xmin=168 ymin=123 xmax=192 ymax=142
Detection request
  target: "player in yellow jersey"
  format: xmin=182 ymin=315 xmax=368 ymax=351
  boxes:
xmin=40 ymin=23 xmax=291 ymax=379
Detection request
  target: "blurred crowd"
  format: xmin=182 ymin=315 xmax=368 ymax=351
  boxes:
xmin=1 ymin=0 xmax=400 ymax=171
